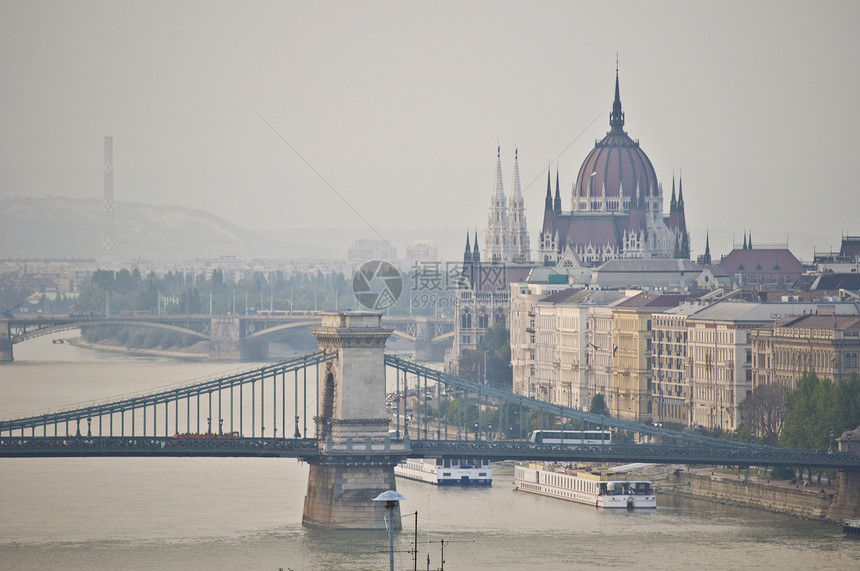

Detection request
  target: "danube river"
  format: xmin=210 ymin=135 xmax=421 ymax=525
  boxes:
xmin=1 ymin=333 xmax=858 ymax=570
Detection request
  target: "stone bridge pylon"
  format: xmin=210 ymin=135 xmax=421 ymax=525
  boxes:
xmin=302 ymin=311 xmax=407 ymax=529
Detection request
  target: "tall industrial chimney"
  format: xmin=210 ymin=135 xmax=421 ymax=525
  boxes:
xmin=102 ymin=136 xmax=115 ymax=267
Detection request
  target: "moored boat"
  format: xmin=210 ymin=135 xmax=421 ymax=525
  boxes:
xmin=395 ymin=458 xmax=492 ymax=486
xmin=513 ymin=463 xmax=656 ymax=509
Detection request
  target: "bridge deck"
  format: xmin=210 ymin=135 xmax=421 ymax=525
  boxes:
xmin=1 ymin=437 xmax=856 ymax=469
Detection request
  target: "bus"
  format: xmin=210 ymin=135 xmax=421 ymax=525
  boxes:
xmin=527 ymin=430 xmax=612 ymax=445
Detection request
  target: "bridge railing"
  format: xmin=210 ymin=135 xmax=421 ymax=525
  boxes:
xmin=1 ymin=351 xmax=334 ymax=440
xmin=384 ymin=354 xmax=770 ymax=449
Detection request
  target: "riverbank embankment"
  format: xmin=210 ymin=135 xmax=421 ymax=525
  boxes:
xmin=68 ymin=337 xmax=210 ymax=361
xmin=656 ymin=467 xmax=837 ymax=521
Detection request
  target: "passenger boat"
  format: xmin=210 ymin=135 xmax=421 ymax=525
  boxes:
xmin=843 ymin=519 xmax=860 ymax=538
xmin=395 ymin=458 xmax=492 ymax=486
xmin=513 ymin=463 xmax=656 ymax=509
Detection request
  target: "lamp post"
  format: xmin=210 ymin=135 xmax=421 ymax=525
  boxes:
xmin=373 ymin=490 xmax=407 ymax=571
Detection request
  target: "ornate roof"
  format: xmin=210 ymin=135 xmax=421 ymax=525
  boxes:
xmin=573 ymin=69 xmax=658 ymax=202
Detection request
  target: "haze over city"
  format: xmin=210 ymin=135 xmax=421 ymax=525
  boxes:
xmin=2 ymin=1 xmax=859 ymax=261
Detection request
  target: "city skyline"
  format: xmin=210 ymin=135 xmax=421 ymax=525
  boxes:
xmin=2 ymin=1 xmax=859 ymax=262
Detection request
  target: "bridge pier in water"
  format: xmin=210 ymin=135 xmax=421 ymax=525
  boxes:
xmin=0 ymin=320 xmax=12 ymax=362
xmin=303 ymin=311 xmax=406 ymax=529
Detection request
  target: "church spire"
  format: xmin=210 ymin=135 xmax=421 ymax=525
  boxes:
xmin=508 ymin=148 xmax=530 ymax=262
xmin=703 ymin=232 xmax=711 ymax=265
xmin=678 ymin=173 xmax=685 ymax=211
xmin=670 ymin=175 xmax=677 ymax=213
xmin=464 ymin=230 xmax=471 ymax=261
xmin=485 ymin=145 xmax=508 ymax=263
xmin=743 ymin=232 xmax=748 ymax=250
xmin=544 ymin=164 xmax=552 ymax=210
xmin=553 ymin=167 xmax=562 ymax=214
xmin=609 ymin=59 xmax=625 ymax=132
xmin=473 ymin=230 xmax=480 ymax=265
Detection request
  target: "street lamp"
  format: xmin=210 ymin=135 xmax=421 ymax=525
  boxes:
xmin=373 ymin=490 xmax=406 ymax=571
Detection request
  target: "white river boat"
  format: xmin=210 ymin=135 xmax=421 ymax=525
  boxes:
xmin=395 ymin=458 xmax=492 ymax=486
xmin=514 ymin=463 xmax=656 ymax=509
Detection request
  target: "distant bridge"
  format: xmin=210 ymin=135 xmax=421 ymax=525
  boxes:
xmin=0 ymin=314 xmax=453 ymax=362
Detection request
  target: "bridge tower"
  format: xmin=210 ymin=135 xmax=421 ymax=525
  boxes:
xmin=827 ymin=426 xmax=860 ymax=521
xmin=303 ymin=311 xmax=404 ymax=529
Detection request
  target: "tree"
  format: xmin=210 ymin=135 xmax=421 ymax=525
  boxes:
xmin=479 ymin=324 xmax=512 ymax=390
xmin=781 ymin=372 xmax=860 ymax=450
xmin=457 ymin=349 xmax=484 ymax=383
xmin=590 ymin=394 xmax=610 ymax=417
xmin=739 ymin=384 xmax=788 ymax=445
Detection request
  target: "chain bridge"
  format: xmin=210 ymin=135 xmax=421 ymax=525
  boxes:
xmin=2 ymin=311 xmax=858 ymax=528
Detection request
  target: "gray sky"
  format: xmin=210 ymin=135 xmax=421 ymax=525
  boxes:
xmin=2 ymin=0 xmax=859 ymax=261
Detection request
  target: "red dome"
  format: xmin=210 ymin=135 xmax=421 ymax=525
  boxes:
xmin=574 ymin=73 xmax=658 ymax=202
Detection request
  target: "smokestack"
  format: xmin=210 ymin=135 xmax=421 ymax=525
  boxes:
xmin=102 ymin=136 xmax=115 ymax=267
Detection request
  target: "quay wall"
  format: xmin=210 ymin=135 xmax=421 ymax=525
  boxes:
xmin=657 ymin=470 xmax=836 ymax=520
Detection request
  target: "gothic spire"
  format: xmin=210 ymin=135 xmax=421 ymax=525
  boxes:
xmin=473 ymin=230 xmax=480 ymax=265
xmin=609 ymin=60 xmax=625 ymax=132
xmin=509 ymin=148 xmax=523 ymax=204
xmin=553 ymin=167 xmax=562 ymax=214
xmin=545 ymin=164 xmax=552 ymax=210
xmin=678 ymin=173 xmax=685 ymax=211
xmin=703 ymin=232 xmax=711 ymax=265
xmin=492 ymin=145 xmax=504 ymax=201
xmin=464 ymin=230 xmax=471 ymax=260
xmin=670 ymin=175 xmax=677 ymax=213
xmin=743 ymin=232 xmax=748 ymax=250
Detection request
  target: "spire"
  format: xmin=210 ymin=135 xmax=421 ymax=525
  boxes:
xmin=473 ymin=230 xmax=481 ymax=265
xmin=508 ymin=148 xmax=530 ymax=263
xmin=703 ymin=232 xmax=712 ymax=265
xmin=509 ymin=148 xmax=523 ymax=205
xmin=492 ymin=145 xmax=504 ymax=201
xmin=544 ymin=164 xmax=552 ymax=210
xmin=609 ymin=59 xmax=625 ymax=132
xmin=678 ymin=173 xmax=685 ymax=211
xmin=464 ymin=230 xmax=471 ymax=260
xmin=670 ymin=175 xmax=677 ymax=213
xmin=743 ymin=232 xmax=748 ymax=250
xmin=748 ymin=232 xmax=752 ymax=249
xmin=486 ymin=145 xmax=508 ymax=263
xmin=553 ymin=167 xmax=562 ymax=214
xmin=680 ymin=231 xmax=690 ymax=260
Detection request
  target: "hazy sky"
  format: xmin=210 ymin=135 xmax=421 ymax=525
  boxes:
xmin=2 ymin=1 xmax=859 ymax=261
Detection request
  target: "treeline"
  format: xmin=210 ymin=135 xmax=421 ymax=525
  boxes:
xmin=740 ymin=371 xmax=860 ymax=450
xmin=71 ymin=267 xmax=444 ymax=317
xmin=457 ymin=324 xmax=513 ymax=390
xmin=74 ymin=267 xmax=354 ymax=316
xmin=780 ymin=372 xmax=860 ymax=450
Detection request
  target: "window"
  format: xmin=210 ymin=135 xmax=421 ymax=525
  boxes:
xmin=461 ymin=309 xmax=471 ymax=329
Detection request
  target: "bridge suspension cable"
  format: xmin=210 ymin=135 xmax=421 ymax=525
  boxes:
xmin=0 ymin=351 xmax=334 ymax=440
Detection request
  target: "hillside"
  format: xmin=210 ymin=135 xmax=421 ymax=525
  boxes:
xmin=0 ymin=196 xmax=337 ymax=260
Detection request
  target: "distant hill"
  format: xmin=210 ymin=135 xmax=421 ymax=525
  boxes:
xmin=0 ymin=196 xmax=338 ymax=260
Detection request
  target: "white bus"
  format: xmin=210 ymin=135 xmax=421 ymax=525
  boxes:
xmin=527 ymin=430 xmax=612 ymax=445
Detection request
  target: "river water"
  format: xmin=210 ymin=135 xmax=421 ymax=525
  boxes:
xmin=1 ymin=333 xmax=858 ymax=570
